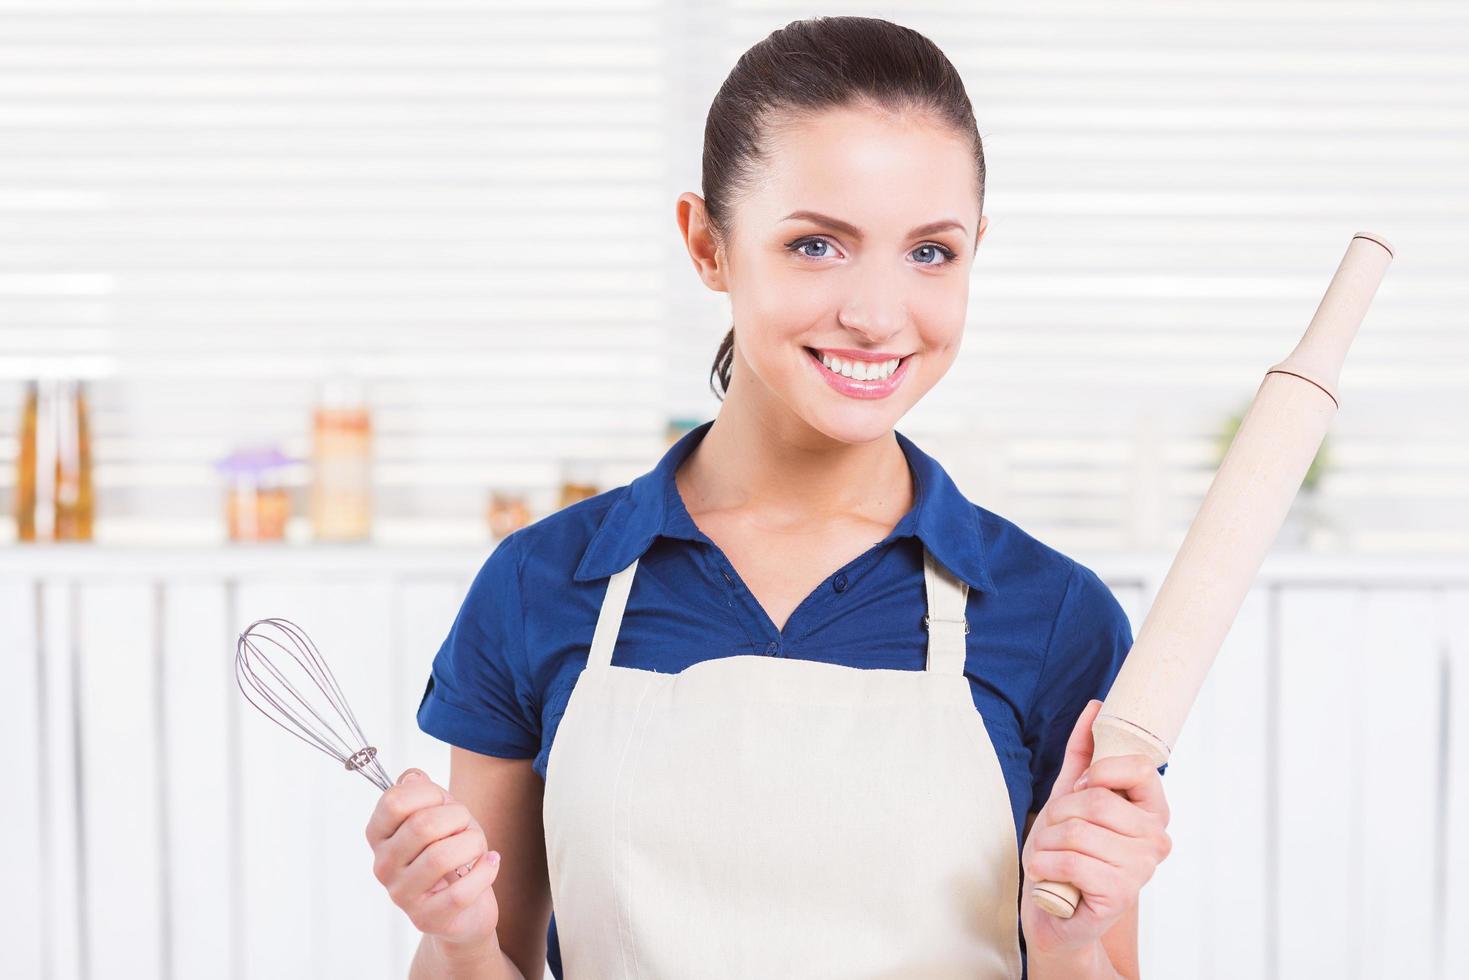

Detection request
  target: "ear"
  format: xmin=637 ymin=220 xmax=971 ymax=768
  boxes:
xmin=676 ymin=192 xmax=729 ymax=293
xmin=974 ymin=213 xmax=989 ymax=249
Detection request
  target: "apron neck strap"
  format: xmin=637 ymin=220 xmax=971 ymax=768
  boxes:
xmin=586 ymin=546 xmax=971 ymax=675
xmin=922 ymin=546 xmax=970 ymax=677
xmin=588 ymin=556 xmax=639 ymax=669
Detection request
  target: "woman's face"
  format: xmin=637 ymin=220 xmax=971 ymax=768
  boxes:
xmin=681 ymin=103 xmax=987 ymax=447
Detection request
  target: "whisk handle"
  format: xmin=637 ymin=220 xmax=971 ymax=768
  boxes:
xmin=346 ymin=746 xmax=379 ymax=773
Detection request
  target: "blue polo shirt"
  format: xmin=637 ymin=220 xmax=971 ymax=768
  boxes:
xmin=417 ymin=418 xmax=1159 ymax=978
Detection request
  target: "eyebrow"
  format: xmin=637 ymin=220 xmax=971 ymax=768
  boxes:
xmin=780 ymin=210 xmax=968 ymax=240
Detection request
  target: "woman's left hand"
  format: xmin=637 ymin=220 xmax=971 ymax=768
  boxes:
xmin=1019 ymin=698 xmax=1173 ymax=959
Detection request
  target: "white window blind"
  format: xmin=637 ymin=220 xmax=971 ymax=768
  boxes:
xmin=0 ymin=0 xmax=674 ymax=544
xmin=718 ymin=1 xmax=1469 ymax=553
xmin=2 ymin=0 xmax=1465 ymax=551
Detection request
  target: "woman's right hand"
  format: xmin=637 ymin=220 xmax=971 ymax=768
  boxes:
xmin=366 ymin=767 xmax=504 ymax=947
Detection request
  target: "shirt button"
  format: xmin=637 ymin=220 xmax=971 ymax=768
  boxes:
xmin=833 ymin=573 xmax=848 ymax=593
xmin=765 ymin=641 xmax=779 ymax=655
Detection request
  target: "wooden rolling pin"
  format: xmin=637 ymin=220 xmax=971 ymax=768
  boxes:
xmin=1030 ymin=232 xmax=1395 ymax=918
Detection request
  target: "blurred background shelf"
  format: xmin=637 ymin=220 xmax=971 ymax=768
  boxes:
xmin=3 ymin=541 xmax=1469 ymax=582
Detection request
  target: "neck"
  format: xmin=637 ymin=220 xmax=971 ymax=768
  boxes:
xmin=677 ymin=368 xmax=914 ymax=530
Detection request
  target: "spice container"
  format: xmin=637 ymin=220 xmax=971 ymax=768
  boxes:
xmin=309 ymin=376 xmax=373 ymax=542
xmin=487 ymin=490 xmax=532 ymax=538
xmin=557 ymin=459 xmax=599 ymax=510
xmin=16 ymin=379 xmax=94 ymax=542
xmin=666 ymin=416 xmax=702 ymax=448
xmin=215 ymin=446 xmax=295 ymax=542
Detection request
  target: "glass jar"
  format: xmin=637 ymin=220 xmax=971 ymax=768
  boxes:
xmin=487 ymin=490 xmax=532 ymax=539
xmin=216 ymin=446 xmax=295 ymax=542
xmin=557 ymin=459 xmax=599 ymax=510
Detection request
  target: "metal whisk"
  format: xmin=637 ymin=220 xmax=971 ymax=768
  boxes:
xmin=235 ymin=617 xmax=393 ymax=792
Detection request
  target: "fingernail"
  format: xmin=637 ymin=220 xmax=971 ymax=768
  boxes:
xmin=488 ymin=850 xmax=501 ymax=865
xmin=398 ymin=768 xmax=424 ymax=784
xmin=1074 ymin=772 xmax=1089 ymax=790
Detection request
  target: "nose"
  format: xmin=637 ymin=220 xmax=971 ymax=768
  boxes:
xmin=836 ymin=268 xmax=905 ymax=344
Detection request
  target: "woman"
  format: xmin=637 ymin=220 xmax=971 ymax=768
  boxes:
xmin=367 ymin=15 xmax=1172 ymax=980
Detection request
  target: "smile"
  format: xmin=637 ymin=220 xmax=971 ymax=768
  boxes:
xmin=804 ymin=347 xmax=913 ymax=400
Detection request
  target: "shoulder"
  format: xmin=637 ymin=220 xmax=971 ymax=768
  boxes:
xmin=975 ymin=502 xmax=1131 ymax=703
xmin=513 ymin=485 xmax=621 ymax=550
xmin=982 ymin=508 xmax=1138 ymax=796
xmin=447 ymin=485 xmax=632 ymax=685
xmin=488 ymin=483 xmax=630 ymax=595
xmin=968 ymin=501 xmax=1113 ymax=618
xmin=962 ymin=500 xmax=1131 ymax=673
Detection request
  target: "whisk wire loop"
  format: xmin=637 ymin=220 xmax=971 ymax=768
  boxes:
xmin=235 ymin=617 xmax=393 ymax=792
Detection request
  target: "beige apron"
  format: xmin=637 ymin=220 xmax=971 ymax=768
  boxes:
xmin=543 ymin=545 xmax=1023 ymax=980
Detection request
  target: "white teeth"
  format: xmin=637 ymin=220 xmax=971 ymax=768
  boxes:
xmin=818 ymin=351 xmax=901 ymax=382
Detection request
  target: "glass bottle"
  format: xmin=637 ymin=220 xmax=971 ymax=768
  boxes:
xmin=15 ymin=382 xmax=35 ymax=539
xmin=309 ymin=376 xmax=373 ymax=542
xmin=17 ymin=379 xmax=94 ymax=542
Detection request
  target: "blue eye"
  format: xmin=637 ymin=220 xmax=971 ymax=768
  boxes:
xmin=913 ymin=243 xmax=958 ymax=266
xmin=784 ymin=236 xmax=957 ymax=266
xmin=787 ymin=237 xmax=833 ymax=259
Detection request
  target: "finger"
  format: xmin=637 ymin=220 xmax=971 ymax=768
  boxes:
xmin=416 ymin=850 xmax=502 ymax=923
xmin=384 ymin=800 xmax=474 ymax=870
xmin=427 ymin=858 xmax=475 ymax=896
xmin=1074 ymin=754 xmax=1170 ymax=823
xmin=401 ymin=827 xmax=489 ymax=901
xmin=1023 ymin=844 xmax=1126 ymax=909
xmin=365 ymin=772 xmax=451 ymax=843
xmin=1043 ymin=699 xmax=1103 ymax=815
xmin=1028 ymin=815 xmax=1154 ymax=870
xmin=408 ymin=831 xmax=486 ymax=900
xmin=1044 ymin=786 xmax=1162 ymax=841
xmin=397 ymin=767 xmax=452 ymax=807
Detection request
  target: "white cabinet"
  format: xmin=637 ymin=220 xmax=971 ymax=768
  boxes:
xmin=2 ymin=547 xmax=1467 ymax=979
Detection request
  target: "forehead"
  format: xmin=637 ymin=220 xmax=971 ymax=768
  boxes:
xmin=748 ymin=104 xmax=979 ymax=233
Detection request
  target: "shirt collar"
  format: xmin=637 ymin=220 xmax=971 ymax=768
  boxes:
xmin=573 ymin=419 xmax=999 ymax=596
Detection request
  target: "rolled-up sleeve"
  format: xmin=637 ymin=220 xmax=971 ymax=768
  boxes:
xmin=1024 ymin=559 xmax=1164 ymax=812
xmin=417 ymin=530 xmax=540 ymax=759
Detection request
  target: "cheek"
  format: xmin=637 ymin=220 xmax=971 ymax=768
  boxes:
xmin=725 ymin=301 xmax=801 ymax=388
xmin=928 ymin=271 xmax=970 ymax=320
xmin=922 ymin=279 xmax=970 ymax=347
xmin=733 ymin=258 xmax=832 ymax=327
xmin=729 ymin=265 xmax=831 ymax=356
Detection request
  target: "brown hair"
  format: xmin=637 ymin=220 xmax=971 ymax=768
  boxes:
xmin=699 ymin=15 xmax=986 ymax=400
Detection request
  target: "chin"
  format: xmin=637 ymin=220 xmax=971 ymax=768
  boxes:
xmin=797 ymin=403 xmax=907 ymax=447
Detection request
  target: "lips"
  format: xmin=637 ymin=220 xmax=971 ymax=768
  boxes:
xmin=804 ymin=346 xmax=912 ymax=400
